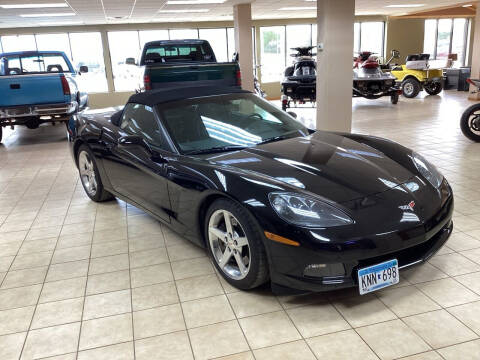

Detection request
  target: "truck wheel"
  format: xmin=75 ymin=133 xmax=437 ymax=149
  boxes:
xmin=77 ymin=145 xmax=114 ymax=202
xmin=460 ymin=103 xmax=480 ymax=142
xmin=424 ymin=82 xmax=443 ymax=96
xmin=402 ymin=78 xmax=421 ymax=98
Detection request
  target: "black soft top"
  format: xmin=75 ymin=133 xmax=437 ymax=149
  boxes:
xmin=128 ymin=86 xmax=250 ymax=107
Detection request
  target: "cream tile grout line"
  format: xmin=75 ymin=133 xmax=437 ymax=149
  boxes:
xmin=125 ymin=202 xmax=137 ymax=359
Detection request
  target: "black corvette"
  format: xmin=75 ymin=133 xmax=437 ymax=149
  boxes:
xmin=68 ymin=86 xmax=453 ymax=294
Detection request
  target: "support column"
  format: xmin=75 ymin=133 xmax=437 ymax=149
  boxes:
xmin=233 ymin=3 xmax=254 ymax=92
xmin=316 ymin=0 xmax=355 ymax=132
xmin=469 ymin=5 xmax=480 ymax=100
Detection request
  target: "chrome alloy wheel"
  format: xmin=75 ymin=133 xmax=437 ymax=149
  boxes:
xmin=403 ymin=82 xmax=414 ymax=96
xmin=78 ymin=151 xmax=98 ymax=196
xmin=208 ymin=210 xmax=251 ymax=280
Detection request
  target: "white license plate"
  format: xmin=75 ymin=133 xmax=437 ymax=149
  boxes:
xmin=358 ymin=259 xmax=399 ymax=295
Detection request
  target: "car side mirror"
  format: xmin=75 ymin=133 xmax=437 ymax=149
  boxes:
xmin=118 ymin=135 xmax=150 ymax=151
xmin=125 ymin=57 xmax=137 ymax=66
xmin=287 ymin=111 xmax=297 ymax=119
xmin=79 ymin=65 xmax=88 ymax=73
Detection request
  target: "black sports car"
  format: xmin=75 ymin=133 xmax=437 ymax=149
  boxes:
xmin=68 ymin=86 xmax=453 ymax=294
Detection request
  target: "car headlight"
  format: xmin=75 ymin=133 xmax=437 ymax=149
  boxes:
xmin=268 ymin=192 xmax=353 ymax=228
xmin=412 ymin=152 xmax=443 ymax=188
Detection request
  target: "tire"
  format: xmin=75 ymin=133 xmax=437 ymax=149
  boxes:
xmin=205 ymin=198 xmax=269 ymax=290
xmin=282 ymin=102 xmax=287 ymax=111
xmin=77 ymin=144 xmax=114 ymax=202
xmin=424 ymin=81 xmax=443 ymax=96
xmin=0 ymin=127 xmax=2 ymax=144
xmin=391 ymin=92 xmax=399 ymax=104
xmin=460 ymin=103 xmax=480 ymax=142
xmin=402 ymin=78 xmax=421 ymax=98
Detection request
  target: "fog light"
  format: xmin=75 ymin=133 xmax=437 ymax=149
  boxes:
xmin=287 ymin=88 xmax=293 ymax=93
xmin=303 ymin=263 xmax=345 ymax=278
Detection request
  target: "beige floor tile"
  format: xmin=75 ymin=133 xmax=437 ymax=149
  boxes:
xmin=31 ymin=297 xmax=83 ymax=329
xmin=227 ymin=290 xmax=282 ymax=318
xmin=239 ymin=310 xmax=301 ymax=349
xmin=0 ymin=255 xmax=14 ymax=272
xmin=86 ymin=270 xmax=130 ymax=295
xmin=83 ymin=289 xmax=131 ymax=320
xmin=253 ymin=340 xmax=316 ymax=360
xmin=40 ymin=277 xmax=87 ymax=303
xmin=1 ymin=266 xmax=48 ymax=289
xmin=0 ymin=231 xmax=27 ymax=244
xmin=39 ymin=353 xmax=77 ymax=360
xmin=0 ymin=284 xmax=42 ymax=310
xmin=22 ymin=322 xmax=81 ymax=359
xmin=428 ymin=253 xmax=480 ymax=276
xmin=188 ymin=320 xmax=249 ymax=360
xmin=135 ymin=331 xmax=193 ymax=360
xmin=132 ymin=282 xmax=179 ymax=311
xmin=287 ymin=301 xmax=350 ymax=338
xmin=402 ymin=262 xmax=448 ymax=284
xmin=446 ymin=232 xmax=480 ymax=252
xmin=128 ymin=235 xmax=165 ymax=252
xmin=333 ymin=294 xmax=397 ymax=328
xmin=182 ymin=294 xmax=235 ymax=328
xmin=56 ymin=233 xmax=93 ymax=249
xmin=60 ymin=222 xmax=94 ymax=236
xmin=357 ymin=319 xmax=430 ymax=360
xmin=79 ymin=313 xmax=133 ymax=350
xmin=133 ymin=304 xmax=185 ymax=339
xmin=171 ymin=257 xmax=214 ymax=280
xmin=0 ymin=242 xmax=22 ymax=256
xmin=88 ymin=253 xmax=129 ymax=275
xmin=416 ymin=277 xmax=479 ymax=307
xmin=403 ymin=309 xmax=478 ymax=349
xmin=52 ymin=245 xmax=91 ymax=264
xmin=399 ymin=352 xmax=443 ymax=360
xmin=306 ymin=329 xmax=378 ymax=360
xmin=91 ymin=239 xmax=128 ymax=258
xmin=129 ymin=247 xmax=168 ymax=268
xmin=437 ymin=339 xmax=480 ymax=360
xmin=46 ymin=259 xmax=89 ymax=282
xmin=10 ymin=252 xmax=52 ymax=271
xmin=448 ymin=301 xmax=480 ymax=335
xmin=26 ymin=226 xmax=62 ymax=241
xmin=0 ymin=332 xmax=27 ymax=360
xmin=377 ymin=285 xmax=441 ymax=317
xmin=176 ymin=274 xmax=224 ymax=302
xmin=167 ymin=242 xmax=206 ymax=262
xmin=92 ymin=227 xmax=128 ymax=243
xmin=78 ymin=341 xmax=134 ymax=360
xmin=0 ymin=306 xmax=35 ymax=335
xmin=130 ymin=263 xmax=173 ymax=288
xmin=18 ymin=237 xmax=57 ymax=255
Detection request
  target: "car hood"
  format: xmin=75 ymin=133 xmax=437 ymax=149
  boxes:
xmin=205 ymin=132 xmax=415 ymax=203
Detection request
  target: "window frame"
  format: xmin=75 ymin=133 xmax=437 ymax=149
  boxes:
xmin=353 ymin=21 xmax=386 ymax=58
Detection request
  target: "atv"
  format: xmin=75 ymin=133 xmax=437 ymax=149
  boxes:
xmin=281 ymin=46 xmax=316 ymax=111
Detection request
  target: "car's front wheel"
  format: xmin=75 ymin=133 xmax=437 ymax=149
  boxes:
xmin=205 ymin=198 xmax=269 ymax=290
xmin=77 ymin=145 xmax=114 ymax=202
xmin=402 ymin=78 xmax=421 ymax=98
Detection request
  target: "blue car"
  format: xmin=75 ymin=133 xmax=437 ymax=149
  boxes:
xmin=0 ymin=50 xmax=88 ymax=143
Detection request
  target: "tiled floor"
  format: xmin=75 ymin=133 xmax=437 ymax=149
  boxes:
xmin=0 ymin=91 xmax=480 ymax=359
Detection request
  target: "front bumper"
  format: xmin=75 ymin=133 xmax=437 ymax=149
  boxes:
xmin=0 ymin=102 xmax=77 ymax=120
xmin=268 ymin=193 xmax=454 ymax=295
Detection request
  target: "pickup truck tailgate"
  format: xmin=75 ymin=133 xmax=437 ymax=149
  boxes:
xmin=148 ymin=63 xmax=238 ymax=89
xmin=0 ymin=74 xmax=66 ymax=107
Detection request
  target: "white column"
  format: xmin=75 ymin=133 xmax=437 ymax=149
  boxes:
xmin=233 ymin=3 xmax=254 ymax=92
xmin=469 ymin=5 xmax=480 ymax=99
xmin=316 ymin=0 xmax=355 ymax=132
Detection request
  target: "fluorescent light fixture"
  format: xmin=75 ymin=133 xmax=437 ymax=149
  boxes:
xmin=279 ymin=6 xmax=316 ymax=10
xmin=385 ymin=4 xmax=425 ymax=8
xmin=20 ymin=12 xmax=75 ymax=17
xmin=167 ymin=0 xmax=224 ymax=3
xmin=462 ymin=4 xmax=473 ymax=7
xmin=0 ymin=3 xmax=68 ymax=9
xmin=158 ymin=9 xmax=209 ymax=13
xmin=40 ymin=21 xmax=83 ymax=26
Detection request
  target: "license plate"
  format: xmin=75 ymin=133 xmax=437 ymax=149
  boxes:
xmin=358 ymin=259 xmax=399 ymax=295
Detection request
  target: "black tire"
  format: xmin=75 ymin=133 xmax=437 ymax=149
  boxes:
xmin=205 ymin=198 xmax=269 ymax=290
xmin=391 ymin=92 xmax=399 ymax=104
xmin=460 ymin=103 xmax=480 ymax=142
xmin=76 ymin=144 xmax=114 ymax=202
xmin=282 ymin=102 xmax=287 ymax=111
xmin=0 ymin=127 xmax=2 ymax=144
xmin=424 ymin=81 xmax=443 ymax=96
xmin=402 ymin=78 xmax=421 ymax=98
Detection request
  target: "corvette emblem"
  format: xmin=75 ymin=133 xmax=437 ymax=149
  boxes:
xmin=399 ymin=201 xmax=416 ymax=211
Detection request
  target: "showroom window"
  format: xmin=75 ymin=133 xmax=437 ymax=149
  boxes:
xmin=260 ymin=26 xmax=286 ymax=83
xmin=139 ymin=30 xmax=169 ymax=49
xmin=353 ymin=21 xmax=385 ymax=57
xmin=1 ymin=34 xmax=37 ymax=52
xmin=199 ymin=28 xmax=228 ymax=62
xmin=35 ymin=33 xmax=72 ymax=59
xmin=423 ymin=18 xmax=470 ymax=66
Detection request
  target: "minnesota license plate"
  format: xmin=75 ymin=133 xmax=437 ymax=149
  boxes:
xmin=358 ymin=259 xmax=399 ymax=295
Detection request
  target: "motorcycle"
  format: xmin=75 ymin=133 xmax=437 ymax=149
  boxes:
xmin=281 ymin=46 xmax=316 ymax=111
xmin=353 ymin=51 xmax=401 ymax=104
xmin=231 ymin=52 xmax=266 ymax=98
xmin=460 ymin=78 xmax=480 ymax=142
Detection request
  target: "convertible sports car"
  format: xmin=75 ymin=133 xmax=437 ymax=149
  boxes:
xmin=68 ymin=86 xmax=453 ymax=294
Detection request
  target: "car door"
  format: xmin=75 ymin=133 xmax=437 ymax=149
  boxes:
xmin=102 ymin=103 xmax=171 ymax=222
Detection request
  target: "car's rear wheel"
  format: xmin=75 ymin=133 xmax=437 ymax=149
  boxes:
xmin=77 ymin=145 xmax=114 ymax=202
xmin=402 ymin=78 xmax=421 ymax=98
xmin=205 ymin=198 xmax=269 ymax=290
xmin=424 ymin=81 xmax=443 ymax=96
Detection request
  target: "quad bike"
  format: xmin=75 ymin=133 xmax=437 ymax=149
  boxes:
xmin=281 ymin=46 xmax=316 ymax=111
xmin=353 ymin=51 xmax=401 ymax=104
xmin=460 ymin=78 xmax=480 ymax=142
xmin=390 ymin=53 xmax=444 ymax=98
xmin=232 ymin=52 xmax=266 ymax=98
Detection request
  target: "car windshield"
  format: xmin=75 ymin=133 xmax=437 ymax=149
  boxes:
xmin=1 ymin=53 xmax=70 ymax=75
xmin=159 ymin=94 xmax=309 ymax=154
xmin=143 ymin=43 xmax=215 ymax=64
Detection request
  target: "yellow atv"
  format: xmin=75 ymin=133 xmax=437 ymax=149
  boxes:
xmin=390 ymin=54 xmax=443 ymax=98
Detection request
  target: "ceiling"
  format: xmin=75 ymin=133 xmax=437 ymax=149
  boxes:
xmin=0 ymin=0 xmax=475 ymax=28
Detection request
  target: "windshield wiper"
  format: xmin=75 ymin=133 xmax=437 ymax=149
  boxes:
xmin=256 ymin=134 xmax=292 ymax=145
xmin=184 ymin=145 xmax=246 ymax=155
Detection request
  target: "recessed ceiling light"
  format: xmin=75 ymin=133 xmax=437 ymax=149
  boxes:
xmin=279 ymin=6 xmax=316 ymax=10
xmin=40 ymin=21 xmax=83 ymax=26
xmin=158 ymin=9 xmax=209 ymax=13
xmin=20 ymin=12 xmax=75 ymax=17
xmin=385 ymin=4 xmax=425 ymax=8
xmin=0 ymin=3 xmax=68 ymax=9
xmin=462 ymin=4 xmax=473 ymax=7
xmin=167 ymin=0 xmax=224 ymax=4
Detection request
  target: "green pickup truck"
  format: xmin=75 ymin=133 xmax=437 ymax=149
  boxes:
xmin=138 ymin=39 xmax=241 ymax=90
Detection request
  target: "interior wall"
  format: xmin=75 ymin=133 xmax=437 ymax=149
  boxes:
xmin=385 ymin=18 xmax=425 ymax=62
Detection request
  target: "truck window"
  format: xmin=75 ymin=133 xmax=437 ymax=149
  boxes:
xmin=2 ymin=53 xmax=71 ymax=75
xmin=144 ymin=44 xmax=215 ymax=63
